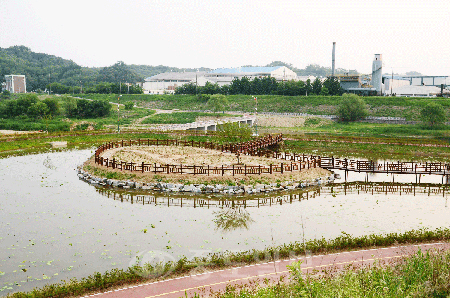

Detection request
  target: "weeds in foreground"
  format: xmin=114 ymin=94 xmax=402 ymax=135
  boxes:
xmin=212 ymin=249 xmax=450 ymax=297
xmin=6 ymin=228 xmax=450 ymax=298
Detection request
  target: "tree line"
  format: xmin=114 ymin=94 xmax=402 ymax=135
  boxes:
xmin=46 ymin=82 xmax=143 ymax=95
xmin=0 ymin=94 xmax=111 ymax=120
xmin=1 ymin=46 xmax=357 ymax=94
xmin=175 ymin=76 xmax=343 ymax=96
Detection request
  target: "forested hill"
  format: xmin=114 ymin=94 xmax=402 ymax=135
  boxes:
xmin=0 ymin=46 xmax=99 ymax=91
xmin=1 ymin=45 xmax=359 ymax=92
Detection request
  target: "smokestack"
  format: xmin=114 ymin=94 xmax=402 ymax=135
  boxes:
xmin=332 ymin=42 xmax=336 ymax=77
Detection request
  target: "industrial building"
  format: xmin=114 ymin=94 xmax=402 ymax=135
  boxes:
xmin=337 ymin=54 xmax=383 ymax=96
xmin=143 ymin=66 xmax=298 ymax=94
xmin=4 ymin=75 xmax=27 ymax=93
xmin=204 ymin=66 xmax=297 ymax=86
xmin=143 ymin=71 xmax=207 ymax=94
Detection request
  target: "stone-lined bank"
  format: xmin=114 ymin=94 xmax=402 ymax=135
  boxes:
xmin=77 ymin=168 xmax=336 ymax=195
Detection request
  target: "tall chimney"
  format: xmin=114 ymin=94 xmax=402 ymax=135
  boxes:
xmin=332 ymin=42 xmax=336 ymax=77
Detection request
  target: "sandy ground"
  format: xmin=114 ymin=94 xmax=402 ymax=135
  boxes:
xmin=0 ymin=130 xmax=41 ymax=135
xmin=92 ymin=145 xmax=330 ymax=184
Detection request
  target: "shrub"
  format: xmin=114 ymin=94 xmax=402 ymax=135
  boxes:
xmin=420 ymin=103 xmax=446 ymax=127
xmin=208 ymin=94 xmax=229 ymax=113
xmin=216 ymin=122 xmax=253 ymax=143
xmin=337 ymin=93 xmax=368 ymax=122
xmin=124 ymin=101 xmax=134 ymax=110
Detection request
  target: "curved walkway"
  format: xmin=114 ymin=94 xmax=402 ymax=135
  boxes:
xmin=80 ymin=242 xmax=450 ymax=298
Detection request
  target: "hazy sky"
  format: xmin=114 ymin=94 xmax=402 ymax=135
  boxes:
xmin=1 ymin=0 xmax=449 ymax=75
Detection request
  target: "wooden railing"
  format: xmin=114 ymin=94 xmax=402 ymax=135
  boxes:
xmin=319 ymin=157 xmax=450 ymax=176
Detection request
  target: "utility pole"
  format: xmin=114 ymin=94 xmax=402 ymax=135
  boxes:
xmin=117 ymin=95 xmax=122 ymax=133
xmin=253 ymin=96 xmax=258 ymax=136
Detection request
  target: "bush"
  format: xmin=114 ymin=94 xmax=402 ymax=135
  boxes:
xmin=216 ymin=122 xmax=253 ymax=143
xmin=207 ymin=94 xmax=228 ymax=113
xmin=337 ymin=93 xmax=368 ymax=122
xmin=27 ymin=101 xmax=49 ymax=119
xmin=124 ymin=101 xmax=134 ymax=110
xmin=420 ymin=103 xmax=446 ymax=127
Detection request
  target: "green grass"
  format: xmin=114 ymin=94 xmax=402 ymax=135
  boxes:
xmin=141 ymin=112 xmax=235 ymax=124
xmin=75 ymin=94 xmax=450 ymax=121
xmin=214 ymin=249 xmax=450 ymax=297
xmin=6 ymin=228 xmax=450 ymax=298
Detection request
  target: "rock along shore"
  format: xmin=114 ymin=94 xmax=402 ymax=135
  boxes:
xmin=77 ymin=168 xmax=336 ymax=195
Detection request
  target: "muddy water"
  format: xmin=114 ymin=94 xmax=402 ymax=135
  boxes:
xmin=1 ymin=150 xmax=449 ymax=295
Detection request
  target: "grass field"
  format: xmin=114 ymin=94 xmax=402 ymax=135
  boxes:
xmin=76 ymin=93 xmax=450 ymax=121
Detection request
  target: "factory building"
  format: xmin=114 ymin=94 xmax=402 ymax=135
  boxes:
xmin=4 ymin=75 xmax=27 ymax=93
xmin=204 ymin=66 xmax=297 ymax=86
xmin=143 ymin=71 xmax=208 ymax=94
xmin=383 ymin=75 xmax=449 ymax=97
xmin=143 ymin=66 xmax=298 ymax=94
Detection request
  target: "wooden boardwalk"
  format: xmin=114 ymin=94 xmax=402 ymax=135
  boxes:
xmin=318 ymin=157 xmax=450 ymax=176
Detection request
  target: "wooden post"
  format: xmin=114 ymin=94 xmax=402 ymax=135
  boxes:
xmin=281 ymin=163 xmax=284 ymax=174
xmin=142 ymin=162 xmax=144 ymax=173
xmin=222 ymin=165 xmax=224 ymax=176
xmin=270 ymin=164 xmax=272 ymax=174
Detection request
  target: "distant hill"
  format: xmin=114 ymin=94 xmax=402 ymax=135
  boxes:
xmin=0 ymin=46 xmax=359 ymax=92
xmin=128 ymin=65 xmax=212 ymax=79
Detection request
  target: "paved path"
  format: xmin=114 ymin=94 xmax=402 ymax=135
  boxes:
xmin=80 ymin=242 xmax=450 ymax=298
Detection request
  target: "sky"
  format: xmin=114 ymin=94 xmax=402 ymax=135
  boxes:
xmin=1 ymin=0 xmax=450 ymax=75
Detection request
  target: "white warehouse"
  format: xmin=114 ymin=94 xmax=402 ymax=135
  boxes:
xmin=143 ymin=66 xmax=298 ymax=94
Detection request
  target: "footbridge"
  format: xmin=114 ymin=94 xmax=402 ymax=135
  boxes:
xmin=155 ymin=115 xmax=256 ymax=132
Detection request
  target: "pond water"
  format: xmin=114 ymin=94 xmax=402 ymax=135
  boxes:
xmin=1 ymin=150 xmax=449 ymax=295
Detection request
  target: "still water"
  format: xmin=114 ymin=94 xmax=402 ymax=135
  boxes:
xmin=0 ymin=150 xmax=449 ymax=294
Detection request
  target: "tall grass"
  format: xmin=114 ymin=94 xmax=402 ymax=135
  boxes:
xmin=141 ymin=112 xmax=234 ymax=124
xmin=6 ymin=228 xmax=450 ymax=298
xmin=214 ymin=249 xmax=450 ymax=297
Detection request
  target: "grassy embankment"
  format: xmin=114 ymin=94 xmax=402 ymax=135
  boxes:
xmin=210 ymin=249 xmax=450 ymax=298
xmin=77 ymin=93 xmax=450 ymax=120
xmin=5 ymin=228 xmax=450 ymax=298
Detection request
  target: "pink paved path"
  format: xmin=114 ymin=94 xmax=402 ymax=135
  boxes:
xmin=80 ymin=242 xmax=450 ymax=298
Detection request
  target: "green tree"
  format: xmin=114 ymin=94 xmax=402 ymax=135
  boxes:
xmin=337 ymin=94 xmax=368 ymax=122
xmin=27 ymin=101 xmax=49 ymax=119
xmin=216 ymin=122 xmax=252 ymax=143
xmin=420 ymin=103 xmax=446 ymax=127
xmin=63 ymin=97 xmax=78 ymax=117
xmin=0 ymin=90 xmax=11 ymax=100
xmin=322 ymin=76 xmax=342 ymax=95
xmin=319 ymin=87 xmax=329 ymax=96
xmin=312 ymin=77 xmax=323 ymax=95
xmin=43 ymin=98 xmax=60 ymax=116
xmin=208 ymin=94 xmax=228 ymax=114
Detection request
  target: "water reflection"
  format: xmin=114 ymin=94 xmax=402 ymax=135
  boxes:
xmin=95 ymin=187 xmax=322 ymax=208
xmin=213 ymin=207 xmax=254 ymax=232
xmin=95 ymin=181 xmax=449 ymax=209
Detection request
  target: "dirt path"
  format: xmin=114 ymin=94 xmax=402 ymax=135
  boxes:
xmin=79 ymin=242 xmax=450 ymax=298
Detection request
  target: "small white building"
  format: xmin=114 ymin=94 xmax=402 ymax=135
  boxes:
xmin=391 ymin=85 xmax=449 ymax=97
xmin=4 ymin=75 xmax=26 ymax=93
xmin=143 ymin=72 xmax=207 ymax=94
